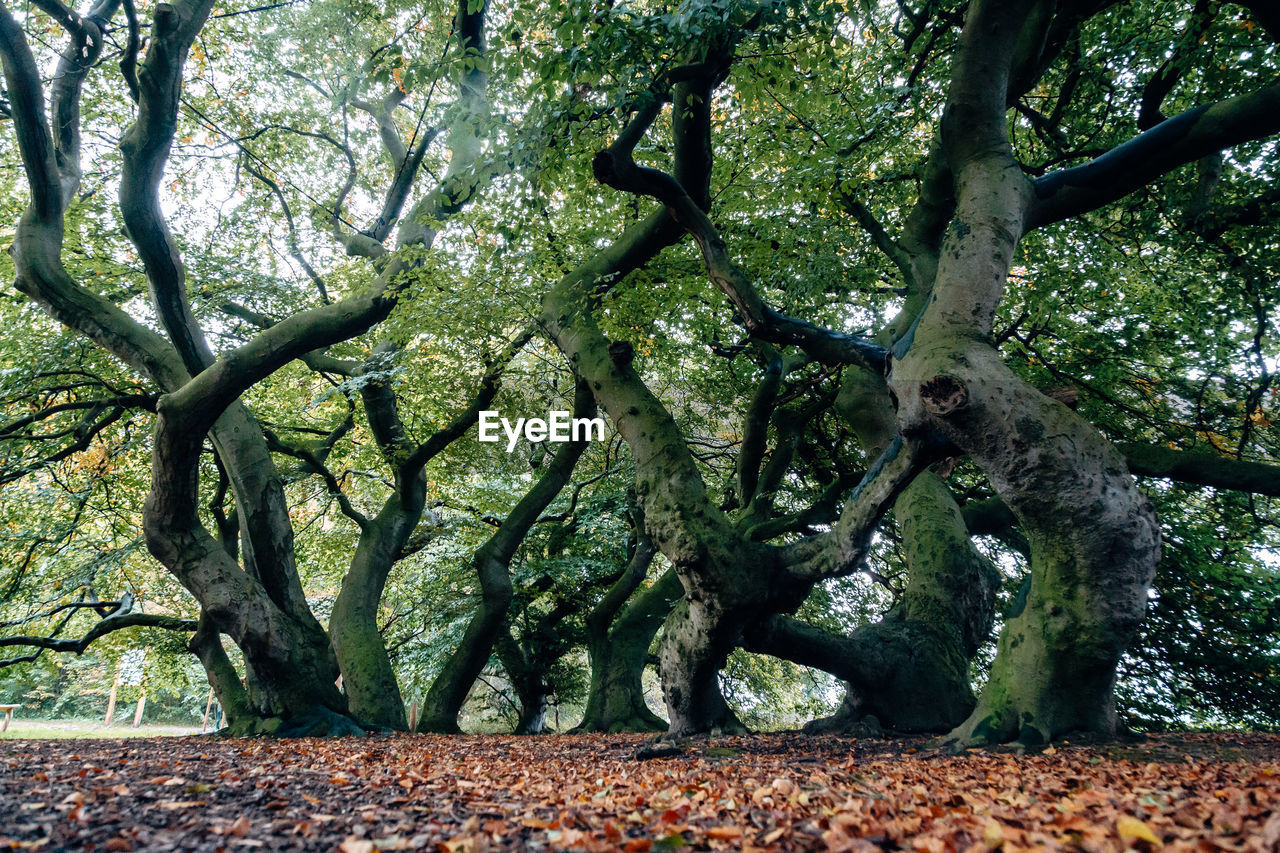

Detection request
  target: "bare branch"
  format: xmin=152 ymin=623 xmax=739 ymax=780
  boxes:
xmin=784 ymin=436 xmax=936 ymax=582
xmin=264 ymin=429 xmax=370 ymax=531
xmin=239 ymin=158 xmax=332 ymax=303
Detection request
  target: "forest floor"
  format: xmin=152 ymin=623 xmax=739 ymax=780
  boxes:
xmin=1 ymin=731 xmax=1277 ymax=851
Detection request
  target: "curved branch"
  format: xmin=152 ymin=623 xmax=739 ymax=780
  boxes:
xmin=118 ymin=0 xmax=219 ymax=375
xmin=1028 ymin=83 xmax=1280 ymax=229
xmin=263 ymin=429 xmax=370 ymax=530
xmin=0 ymin=594 xmax=196 ymax=668
xmin=0 ymin=1 xmax=62 ymax=222
xmin=240 ymin=158 xmax=331 ymax=303
xmin=592 ymin=110 xmax=888 ymax=369
xmin=783 ymin=435 xmax=936 ymax=583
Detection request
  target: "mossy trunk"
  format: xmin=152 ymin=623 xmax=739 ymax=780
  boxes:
xmin=905 ymin=348 xmax=1160 ymax=746
xmin=892 ymin=14 xmax=1162 ymax=745
xmin=906 ymin=349 xmax=1160 ymax=746
xmin=417 ymin=549 xmax=514 ymax=734
xmin=576 ymin=568 xmax=679 ymax=733
xmin=146 ymin=406 xmax=360 ymax=735
xmin=495 ymin=630 xmax=549 ymax=734
xmin=658 ymin=591 xmax=757 ymax=737
xmin=329 ymin=495 xmax=419 ymax=731
xmin=761 ymin=369 xmax=997 ymax=734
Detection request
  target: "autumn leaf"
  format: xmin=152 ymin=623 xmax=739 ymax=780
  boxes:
xmin=1117 ymin=815 xmax=1162 ymax=846
xmin=338 ymin=839 xmax=374 ymax=853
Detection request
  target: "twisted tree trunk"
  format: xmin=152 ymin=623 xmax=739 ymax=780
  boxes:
xmin=891 ymin=0 xmax=1162 ymax=747
xmin=753 ymin=368 xmax=998 ymax=734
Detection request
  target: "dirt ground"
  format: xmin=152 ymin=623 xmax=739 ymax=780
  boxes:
xmin=1 ymin=731 xmax=1277 ymax=851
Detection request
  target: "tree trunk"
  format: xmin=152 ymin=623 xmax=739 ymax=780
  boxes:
xmin=104 ymin=669 xmax=120 ymax=727
xmin=756 ymin=367 xmax=999 ymax=734
xmin=495 ymin=630 xmax=548 ymax=735
xmin=575 ymin=568 xmax=678 ymax=733
xmin=187 ymin=612 xmax=252 ymax=733
xmin=891 ymin=0 xmax=1161 ymax=746
xmin=329 ymin=495 xmax=417 ymax=731
xmin=328 ymin=332 xmax=527 ymax=732
xmin=417 ymin=559 xmax=513 ymax=734
xmin=903 ymin=343 xmax=1160 ymax=746
xmin=146 ymin=404 xmax=361 ymax=736
xmin=515 ymin=694 xmax=547 ymax=735
xmin=202 ymin=689 xmax=214 ymax=733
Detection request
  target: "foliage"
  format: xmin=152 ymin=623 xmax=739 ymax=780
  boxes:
xmin=0 ymin=0 xmax=1276 ymax=736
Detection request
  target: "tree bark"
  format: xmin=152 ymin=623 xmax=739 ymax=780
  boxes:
xmin=187 ymin=613 xmax=252 ymax=733
xmin=540 ymin=68 xmax=928 ymax=737
xmin=758 ymin=366 xmax=999 ymax=734
xmin=329 ymin=333 xmax=528 ymax=730
xmin=494 ymin=630 xmax=548 ymax=734
xmin=328 ymin=498 xmax=416 ymax=730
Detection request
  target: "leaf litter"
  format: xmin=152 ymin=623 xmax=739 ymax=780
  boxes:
xmin=1 ymin=732 xmax=1277 ymax=851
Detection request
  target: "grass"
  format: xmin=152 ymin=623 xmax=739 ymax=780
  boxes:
xmin=0 ymin=718 xmax=202 ymax=739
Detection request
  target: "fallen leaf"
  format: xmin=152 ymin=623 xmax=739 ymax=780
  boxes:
xmin=156 ymin=800 xmax=204 ymax=809
xmin=1117 ymin=815 xmax=1162 ymax=846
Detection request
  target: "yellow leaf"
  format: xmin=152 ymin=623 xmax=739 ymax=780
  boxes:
xmin=1117 ymin=815 xmax=1161 ymax=846
xmin=984 ymin=821 xmax=1004 ymax=848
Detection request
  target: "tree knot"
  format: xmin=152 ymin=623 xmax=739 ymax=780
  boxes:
xmin=919 ymin=374 xmax=968 ymax=416
xmin=608 ymin=339 xmax=635 ymax=368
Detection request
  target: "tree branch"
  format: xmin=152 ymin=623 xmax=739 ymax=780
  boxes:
xmin=264 ymin=429 xmax=370 ymax=530
xmin=1027 ymin=83 xmax=1280 ymax=229
xmin=592 ymin=104 xmax=888 ymax=370
xmin=0 ymin=594 xmax=196 ymax=667
xmin=118 ymin=0 xmax=219 ymax=376
xmin=784 ymin=435 xmax=935 ymax=582
xmin=1118 ymin=442 xmax=1280 ymax=498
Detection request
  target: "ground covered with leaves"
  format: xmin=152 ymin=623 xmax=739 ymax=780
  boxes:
xmin=1 ymin=732 xmax=1278 ymax=851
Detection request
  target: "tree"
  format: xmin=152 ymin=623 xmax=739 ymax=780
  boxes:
xmin=0 ymin=0 xmax=499 ymax=733
xmin=532 ymin=0 xmax=1280 ymax=744
xmin=1 ymin=0 xmax=1276 ymax=744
